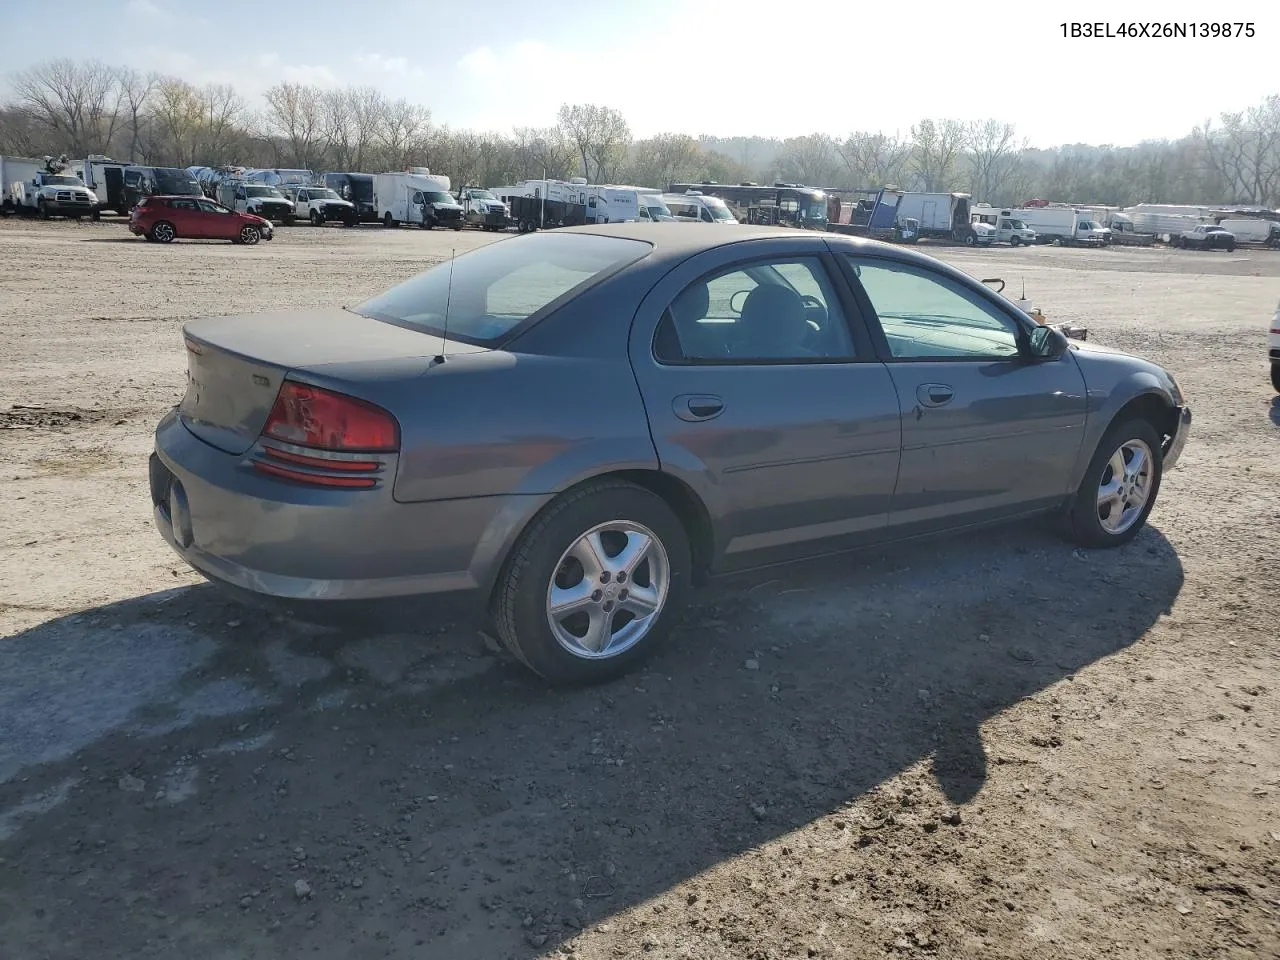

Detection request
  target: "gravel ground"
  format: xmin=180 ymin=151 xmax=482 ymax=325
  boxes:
xmin=0 ymin=217 xmax=1277 ymax=960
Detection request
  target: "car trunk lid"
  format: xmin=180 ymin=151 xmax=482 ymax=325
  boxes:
xmin=178 ymin=307 xmax=484 ymax=455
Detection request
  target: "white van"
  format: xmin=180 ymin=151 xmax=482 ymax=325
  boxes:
xmin=662 ymin=191 xmax=739 ymax=224
xmin=1219 ymin=218 xmax=1280 ymax=247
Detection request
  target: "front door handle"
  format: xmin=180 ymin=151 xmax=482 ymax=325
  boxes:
xmin=674 ymin=394 xmax=724 ymax=422
xmin=916 ymin=383 xmax=954 ymax=408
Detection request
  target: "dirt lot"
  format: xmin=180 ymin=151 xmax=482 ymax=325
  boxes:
xmin=0 ymin=217 xmax=1277 ymax=960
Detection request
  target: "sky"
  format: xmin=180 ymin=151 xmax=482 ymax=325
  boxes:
xmin=0 ymin=0 xmax=1275 ymax=149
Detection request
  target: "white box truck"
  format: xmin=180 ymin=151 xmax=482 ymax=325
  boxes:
xmin=0 ymin=156 xmax=42 ymax=215
xmin=969 ymin=206 xmax=1038 ymax=246
xmin=1011 ymin=207 xmax=1111 ymax=246
xmin=893 ymin=192 xmax=975 ymax=242
xmin=373 ymin=172 xmax=462 ymax=228
xmin=1217 ymin=218 xmax=1280 ymax=248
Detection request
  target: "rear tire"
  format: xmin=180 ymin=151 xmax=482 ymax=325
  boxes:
xmin=1062 ymin=418 xmax=1163 ymax=548
xmin=1271 ymin=362 xmax=1280 ymax=394
xmin=492 ymin=480 xmax=691 ymax=686
xmin=383 ymin=212 xmax=394 ymax=227
xmin=149 ymin=220 xmax=175 ymax=243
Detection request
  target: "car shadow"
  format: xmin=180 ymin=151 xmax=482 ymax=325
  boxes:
xmin=0 ymin=522 xmax=1184 ymax=958
xmin=1269 ymin=396 xmax=1280 ymax=426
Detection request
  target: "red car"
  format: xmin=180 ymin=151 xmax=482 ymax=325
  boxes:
xmin=129 ymin=195 xmax=274 ymax=245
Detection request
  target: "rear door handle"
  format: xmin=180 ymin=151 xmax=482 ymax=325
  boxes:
xmin=916 ymin=383 xmax=954 ymax=408
xmin=674 ymin=394 xmax=724 ymax=422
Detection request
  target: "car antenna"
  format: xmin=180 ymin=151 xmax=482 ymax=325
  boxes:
xmin=434 ymin=248 xmax=455 ymax=365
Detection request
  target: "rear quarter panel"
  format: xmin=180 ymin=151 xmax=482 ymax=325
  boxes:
xmin=378 ymin=264 xmax=666 ymax=504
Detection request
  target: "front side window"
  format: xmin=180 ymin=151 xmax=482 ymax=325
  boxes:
xmin=355 ymin=232 xmax=651 ymax=345
xmin=847 ymin=257 xmax=1023 ymax=360
xmin=654 ymin=256 xmax=855 ymax=364
xmin=197 ymin=199 xmax=225 ymax=214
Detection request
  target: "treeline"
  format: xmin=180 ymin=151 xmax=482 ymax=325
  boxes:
xmin=2 ymin=58 xmax=1279 ymax=207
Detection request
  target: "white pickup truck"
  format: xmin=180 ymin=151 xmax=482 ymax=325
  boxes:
xmin=9 ymin=170 xmax=99 ymax=219
xmin=285 ymin=185 xmax=357 ymax=226
xmin=457 ymin=187 xmax=510 ymax=231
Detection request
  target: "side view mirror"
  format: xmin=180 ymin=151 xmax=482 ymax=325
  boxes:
xmin=1028 ymin=324 xmax=1069 ymax=360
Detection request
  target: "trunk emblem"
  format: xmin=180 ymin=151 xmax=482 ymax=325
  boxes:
xmin=253 ymin=374 xmax=269 ymax=387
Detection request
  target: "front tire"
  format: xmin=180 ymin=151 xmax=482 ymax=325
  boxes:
xmin=492 ymin=480 xmax=691 ymax=686
xmin=1063 ymin=418 xmax=1163 ymax=548
xmin=238 ymin=224 xmax=261 ymax=245
xmin=310 ymin=210 xmax=322 ymax=226
xmin=1271 ymin=362 xmax=1280 ymax=393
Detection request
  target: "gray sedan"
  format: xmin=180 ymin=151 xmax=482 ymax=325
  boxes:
xmin=150 ymin=224 xmax=1191 ymax=685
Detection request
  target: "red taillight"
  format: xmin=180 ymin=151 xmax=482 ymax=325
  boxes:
xmin=261 ymin=381 xmax=399 ymax=452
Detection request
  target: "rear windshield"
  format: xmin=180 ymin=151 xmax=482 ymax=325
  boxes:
xmin=353 ymin=232 xmax=651 ymax=345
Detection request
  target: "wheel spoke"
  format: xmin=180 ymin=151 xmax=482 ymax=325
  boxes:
xmin=1124 ymin=445 xmax=1147 ymax=480
xmin=613 ymin=531 xmax=652 ymax=578
xmin=580 ymin=606 xmax=613 ymax=653
xmin=1097 ymin=477 xmax=1122 ymax=506
xmin=548 ymin=580 xmax=594 ymax=619
xmin=621 ymin=584 xmax=660 ymax=619
xmin=570 ymin=532 xmax=608 ymax=580
xmin=1107 ymin=449 xmax=1126 ymax=483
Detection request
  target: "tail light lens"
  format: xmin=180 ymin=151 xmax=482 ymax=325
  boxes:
xmin=262 ymin=381 xmax=399 ymax=452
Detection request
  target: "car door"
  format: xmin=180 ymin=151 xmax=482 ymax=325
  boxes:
xmin=628 ymin=237 xmax=902 ymax=570
xmin=162 ymin=198 xmax=204 ymax=237
xmin=839 ymin=252 xmax=1088 ymax=529
xmin=193 ymin=199 xmax=234 ymax=239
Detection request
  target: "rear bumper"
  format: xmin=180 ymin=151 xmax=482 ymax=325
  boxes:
xmin=150 ymin=409 xmax=550 ymax=605
xmin=1162 ymin=405 xmax=1191 ymax=472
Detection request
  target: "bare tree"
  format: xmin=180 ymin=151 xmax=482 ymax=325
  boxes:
xmin=115 ymin=67 xmax=156 ymax=161
xmin=556 ymin=104 xmax=631 ymax=181
xmin=11 ymin=58 xmax=125 ymax=155
xmin=775 ymin=134 xmax=841 ymax=186
xmin=511 ymin=126 xmax=575 ymax=180
xmin=836 ymin=131 xmax=912 ymax=187
xmin=263 ymin=82 xmax=326 ymax=168
xmin=378 ymin=98 xmax=432 ymax=170
xmin=910 ymin=118 xmax=965 ymax=191
xmin=965 ymin=119 xmax=1021 ymax=201
xmin=624 ymin=133 xmax=703 ymax=188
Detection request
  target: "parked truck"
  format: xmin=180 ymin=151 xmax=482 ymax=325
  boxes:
xmin=0 ymin=156 xmax=42 ymax=215
xmin=1217 ymin=218 xmax=1280 ymax=247
xmin=216 ymin=180 xmax=296 ymax=223
xmin=969 ymin=206 xmax=1038 ymax=245
xmin=8 ymin=167 xmax=100 ymax=219
xmin=456 ymin=186 xmax=510 ymax=231
xmin=281 ymin=184 xmax=356 ymax=226
xmin=324 ymin=172 xmax=378 ymax=223
xmin=372 ymin=171 xmax=462 ymax=228
xmin=1009 ymin=207 xmax=1111 ymax=246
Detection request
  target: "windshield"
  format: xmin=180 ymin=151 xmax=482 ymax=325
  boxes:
xmin=423 ymin=191 xmax=454 ymax=203
xmin=43 ymin=175 xmax=82 ymax=186
xmin=704 ymin=197 xmax=736 ymax=222
xmin=245 ymin=185 xmax=284 ymax=198
xmin=354 ymin=233 xmax=651 ymax=345
xmin=801 ymin=194 xmax=827 ymax=221
xmin=641 ymin=196 xmax=672 ymax=219
xmin=154 ymin=170 xmax=202 ymax=195
xmin=469 ymin=189 xmax=497 ymax=200
xmin=312 ymin=188 xmax=341 ymax=200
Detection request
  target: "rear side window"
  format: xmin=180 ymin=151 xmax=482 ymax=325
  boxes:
xmin=355 ymin=233 xmax=651 ymax=346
